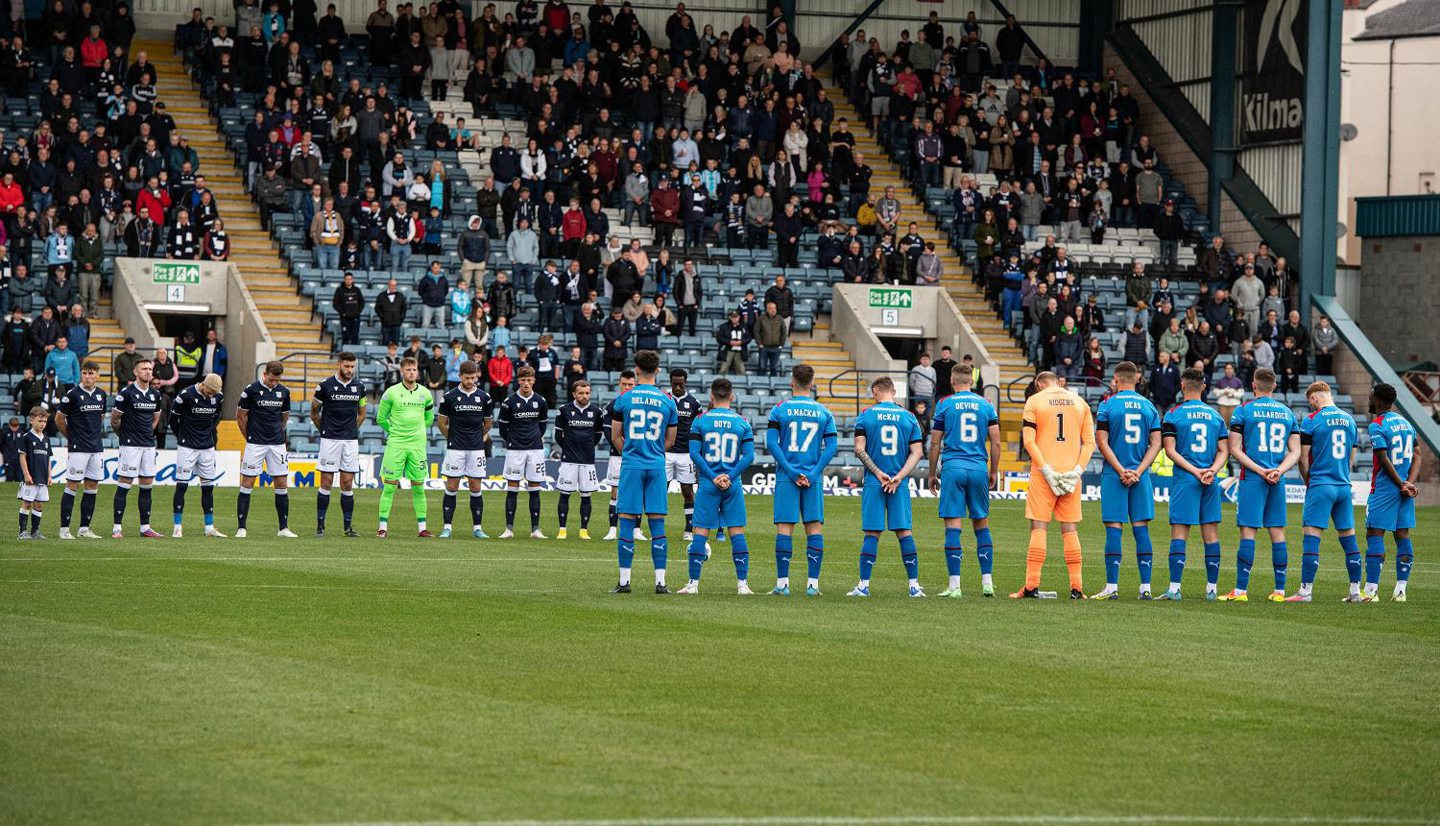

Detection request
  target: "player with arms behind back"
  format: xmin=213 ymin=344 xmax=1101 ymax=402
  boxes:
xmin=766 ymin=364 xmax=839 ymax=596
xmin=1365 ymin=383 xmax=1420 ymax=601
xmin=1293 ymin=381 xmax=1360 ymax=602
xmin=311 ymin=351 xmax=367 ymax=537
xmin=235 ymin=361 xmax=294 ymax=538
xmin=1015 ymin=371 xmax=1096 ymax=599
xmin=928 ymin=364 xmax=1000 ymax=597
xmin=1159 ymin=368 xmax=1230 ymax=600
xmin=1091 ymin=361 xmax=1163 ymax=600
xmin=437 ymin=360 xmax=493 ymax=538
xmin=54 ymin=360 xmax=106 ymax=539
xmin=1222 ymin=367 xmax=1300 ymax=601
xmin=553 ymin=378 xmax=603 ymax=539
xmin=498 ymin=365 xmax=550 ymax=539
xmin=169 ymin=373 xmax=226 ymax=537
xmin=110 ymin=357 xmax=163 ymax=538
xmin=848 ymin=376 xmax=926 ymax=598
xmin=376 ymin=357 xmax=436 ymax=537
xmin=611 ymin=350 xmax=679 ymax=593
xmin=678 ymin=378 xmax=756 ymax=594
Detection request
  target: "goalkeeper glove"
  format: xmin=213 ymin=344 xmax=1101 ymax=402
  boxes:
xmin=1058 ymin=466 xmax=1085 ymax=496
xmin=1039 ymin=465 xmax=1063 ymax=495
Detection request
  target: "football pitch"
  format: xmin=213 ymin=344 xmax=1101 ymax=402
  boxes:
xmin=2 ymin=485 xmax=1438 ymax=826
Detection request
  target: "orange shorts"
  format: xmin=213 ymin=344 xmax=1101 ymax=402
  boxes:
xmin=1025 ymin=477 xmax=1083 ymax=523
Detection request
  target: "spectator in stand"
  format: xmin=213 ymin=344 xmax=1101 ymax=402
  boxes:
xmin=1123 ymin=319 xmax=1150 ymax=367
xmin=995 ymin=14 xmax=1026 ymax=78
xmin=1159 ymin=317 xmax=1189 ymax=367
xmin=575 ymin=303 xmax=602 ymax=370
xmin=715 ymin=310 xmax=751 ymax=375
xmin=416 ymin=261 xmax=448 ymax=331
xmin=1155 ymin=200 xmax=1183 ymax=274
xmin=332 ymin=271 xmax=365 ymax=345
xmin=1281 ymin=309 xmax=1309 ymax=356
xmin=1232 ymin=262 xmax=1264 ymax=334
xmin=1054 ymin=316 xmax=1083 ymax=381
xmin=602 ymin=306 xmax=630 ymax=371
xmin=1150 ymin=350 xmax=1179 ymax=408
xmin=1214 ymin=364 xmax=1245 ymax=422
xmin=459 ymin=215 xmax=489 ymax=282
xmin=1312 ymin=315 xmax=1338 ymax=376
xmin=1252 ymin=332 xmax=1275 ymax=373
xmin=202 ymin=329 xmax=228 ymax=380
xmin=486 ymin=271 xmax=517 ymax=326
xmin=44 ymin=335 xmax=79 ymax=386
xmin=1191 ymin=320 xmax=1220 ymax=374
xmin=374 ymin=278 xmax=407 ymax=346
xmin=763 ymin=274 xmax=794 ymax=334
xmin=907 ymin=352 xmax=936 ymax=411
xmin=1277 ymin=334 xmax=1305 ymax=394
xmin=1200 ymin=235 xmax=1232 ymax=291
xmin=1134 ymin=159 xmax=1163 ymax=228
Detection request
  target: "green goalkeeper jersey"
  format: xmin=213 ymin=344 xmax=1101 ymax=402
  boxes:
xmin=377 ymin=381 xmax=435 ymax=448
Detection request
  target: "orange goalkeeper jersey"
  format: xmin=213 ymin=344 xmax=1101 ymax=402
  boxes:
xmin=1022 ymin=385 xmax=1096 ymax=471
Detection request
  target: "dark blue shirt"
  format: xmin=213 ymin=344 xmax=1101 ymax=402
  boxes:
xmin=20 ymin=430 xmax=51 ymax=485
xmin=497 ymin=391 xmax=548 ymax=451
xmin=58 ymin=384 xmax=107 ymax=454
xmin=554 ymin=401 xmax=603 ymax=464
xmin=113 ymin=382 xmax=162 ymax=447
xmin=238 ymin=380 xmax=291 ymax=445
xmin=604 ymin=396 xmax=624 ymax=452
xmin=313 ymin=375 xmax=367 ymax=440
xmin=438 ymin=385 xmax=492 ymax=451
xmin=666 ymin=391 xmax=704 ymax=453
xmin=170 ymin=385 xmax=224 ymax=450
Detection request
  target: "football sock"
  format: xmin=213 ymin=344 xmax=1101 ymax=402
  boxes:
xmin=274 ymin=488 xmax=289 ymax=529
xmin=1204 ymin=542 xmax=1222 ymax=587
xmin=944 ymin=527 xmax=962 ymax=578
xmin=1236 ymin=537 xmax=1256 ymax=591
xmin=648 ymin=517 xmax=667 ymax=583
xmin=1133 ymin=525 xmax=1153 ymax=586
xmin=579 ymin=494 xmax=591 ymax=528
xmin=1340 ymin=533 xmax=1362 ymax=585
xmin=112 ymin=482 xmax=130 ymax=530
xmin=340 ymin=489 xmax=354 ymax=528
xmin=774 ymin=533 xmax=793 ymax=583
xmin=1272 ymin=541 xmax=1288 ymax=592
xmin=608 ymin=501 xmax=617 ymax=528
xmin=412 ymin=486 xmax=427 ymax=529
xmin=378 ymin=483 xmax=396 ymax=522
xmin=201 ymin=484 xmax=215 ymax=526
xmin=617 ymin=516 xmax=636 ymax=583
xmin=806 ymin=534 xmax=824 ymax=581
xmin=1103 ymin=526 xmax=1122 ymax=586
xmin=30 ymin=511 xmax=41 ymax=532
xmin=137 ymin=484 xmax=152 ymax=530
xmin=687 ymin=533 xmax=708 ymax=581
xmin=470 ymin=491 xmax=484 ymax=529
xmin=236 ymin=486 xmax=251 ymax=529
xmin=1396 ymin=537 xmax=1413 ymax=584
xmin=172 ymin=482 xmax=188 ymax=525
xmin=899 ymin=534 xmax=919 ymax=581
xmin=505 ymin=490 xmax=518 ymax=529
xmin=1024 ymin=528 xmax=1047 ymax=590
xmin=731 ymin=533 xmax=750 ymax=580
xmin=1365 ymin=534 xmax=1385 ymax=591
xmin=60 ymin=488 xmax=75 ymax=528
xmin=684 ymin=505 xmax=693 ymax=533
xmin=79 ymin=490 xmax=95 ymax=528
xmin=443 ymin=491 xmax=458 ymax=528
xmin=18 ymin=506 xmax=28 ymax=533
xmin=1168 ymin=538 xmax=1186 ymax=589
xmin=858 ymin=533 xmax=879 ymax=585
xmin=1062 ymin=530 xmax=1083 ymax=591
xmin=528 ymin=490 xmax=541 ymax=529
xmin=556 ymin=493 xmax=569 ymax=528
xmin=1301 ymin=534 xmax=1321 ymax=586
xmin=316 ymin=488 xmax=331 ymax=529
xmin=975 ymin=527 xmax=994 ymax=576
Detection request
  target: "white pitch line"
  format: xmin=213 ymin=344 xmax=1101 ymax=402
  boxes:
xmin=234 ymin=815 xmax=1440 ymax=826
xmin=0 ymin=578 xmax=490 ymax=594
xmin=0 ymin=557 xmax=609 ymax=563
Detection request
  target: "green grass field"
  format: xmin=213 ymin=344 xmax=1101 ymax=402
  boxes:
xmin=2 ymin=484 xmax=1438 ymax=826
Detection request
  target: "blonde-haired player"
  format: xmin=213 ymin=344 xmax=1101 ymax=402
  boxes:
xmin=1014 ymin=372 xmax=1096 ymax=599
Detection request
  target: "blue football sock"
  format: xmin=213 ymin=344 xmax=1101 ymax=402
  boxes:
xmin=1301 ymin=534 xmax=1321 ymax=585
xmin=1236 ymin=538 xmax=1256 ymax=591
xmin=1168 ymin=538 xmax=1187 ymax=585
xmin=1366 ymin=535 xmax=1386 ymax=586
xmin=1133 ymin=525 xmax=1154 ymax=586
xmin=649 ymin=517 xmax=667 ymax=572
xmin=731 ymin=533 xmax=750 ymax=580
xmin=775 ymin=534 xmax=793 ymax=580
xmin=687 ymin=533 xmax=708 ymax=581
xmin=806 ymin=534 xmax=824 ymax=580
xmin=1340 ymin=534 xmax=1361 ymax=585
xmin=1204 ymin=542 xmax=1222 ymax=586
xmin=1396 ymin=538 xmax=1413 ymax=582
xmin=1272 ymin=541 xmax=1288 ymax=591
xmin=617 ymin=516 xmax=637 ymax=570
xmin=1103 ymin=526 xmax=1122 ymax=586
xmin=944 ymin=527 xmax=962 ymax=577
xmin=974 ymin=527 xmax=994 ymax=575
xmin=859 ymin=534 xmax=878 ymax=582
xmin=899 ymin=534 xmax=919 ymax=580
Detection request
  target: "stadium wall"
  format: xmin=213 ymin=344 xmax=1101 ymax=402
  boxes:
xmin=794 ymin=0 xmax=1080 ymax=65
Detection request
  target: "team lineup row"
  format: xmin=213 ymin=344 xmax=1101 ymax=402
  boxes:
xmin=11 ymin=353 xmax=1421 ymax=603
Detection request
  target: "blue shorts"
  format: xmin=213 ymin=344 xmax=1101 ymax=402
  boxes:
xmin=1100 ymin=470 xmax=1155 ymax=523
xmin=1366 ymin=485 xmax=1416 ymax=532
xmin=1303 ymin=483 xmax=1355 ymax=531
xmin=938 ymin=464 xmax=990 ymax=519
xmin=1169 ymin=473 xmax=1222 ymax=526
xmin=617 ymin=464 xmax=669 ymax=516
xmin=695 ymin=482 xmax=746 ymax=530
xmin=1236 ymin=473 xmax=1287 ymax=528
xmin=773 ymin=476 xmax=824 ymax=524
xmin=861 ymin=478 xmax=913 ymax=532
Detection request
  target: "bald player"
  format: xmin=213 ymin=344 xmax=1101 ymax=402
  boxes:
xmin=1014 ymin=371 xmax=1096 ymax=599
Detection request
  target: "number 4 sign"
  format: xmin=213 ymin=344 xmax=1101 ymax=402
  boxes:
xmin=166 ymin=284 xmax=186 ymax=303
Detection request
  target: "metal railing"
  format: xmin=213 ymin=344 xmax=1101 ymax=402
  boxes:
xmin=260 ymin=350 xmax=340 ymax=382
xmin=1402 ymin=371 xmax=1440 ymax=417
xmin=828 ymin=367 xmax=1003 ymax=417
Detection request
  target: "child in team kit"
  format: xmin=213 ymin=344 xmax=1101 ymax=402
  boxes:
xmin=17 ymin=408 xmax=52 ymax=540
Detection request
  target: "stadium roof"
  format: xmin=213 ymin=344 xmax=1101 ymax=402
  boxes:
xmin=1353 ymin=0 xmax=1440 ymax=40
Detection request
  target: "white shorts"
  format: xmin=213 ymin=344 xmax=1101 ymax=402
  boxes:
xmin=241 ymin=443 xmax=289 ymax=478
xmin=65 ymin=451 xmax=104 ymax=482
xmin=666 ymin=452 xmax=697 ymax=485
xmin=175 ymin=446 xmax=220 ymax=483
xmin=443 ymin=448 xmax=487 ymax=479
xmin=502 ymin=448 xmax=547 ymax=484
xmin=317 ymin=438 xmax=361 ymax=474
xmin=556 ymin=461 xmax=600 ymax=493
xmin=20 ymin=483 xmax=50 ymax=502
xmin=605 ymin=455 xmax=623 ymax=485
xmin=117 ymin=445 xmax=157 ymax=479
